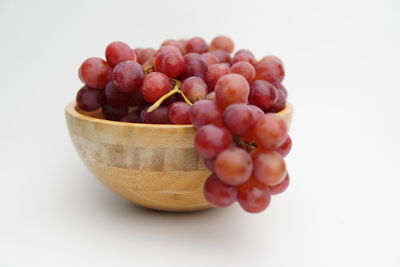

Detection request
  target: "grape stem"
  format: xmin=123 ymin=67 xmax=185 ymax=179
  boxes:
xmin=234 ymin=136 xmax=257 ymax=152
xmin=147 ymin=78 xmax=193 ymax=113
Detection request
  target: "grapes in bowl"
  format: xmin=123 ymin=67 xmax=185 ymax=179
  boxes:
xmin=66 ymin=36 xmax=293 ymax=212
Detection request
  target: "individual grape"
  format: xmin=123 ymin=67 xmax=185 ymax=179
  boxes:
xmin=102 ymin=104 xmax=128 ymax=121
xmin=154 ymin=45 xmax=182 ymax=59
xmin=277 ymin=84 xmax=288 ymax=98
xmin=209 ymin=36 xmax=234 ymax=53
xmin=210 ymin=49 xmax=231 ymax=64
xmin=154 ymin=51 xmax=185 ymax=77
xmin=140 ymin=106 xmax=170 ymax=124
xmin=206 ymin=63 xmax=230 ymax=91
xmin=104 ymin=82 xmax=130 ymax=108
xmin=268 ymin=88 xmax=286 ymax=113
xmin=178 ymin=39 xmax=188 ymax=54
xmin=167 ymin=101 xmax=191 ymax=124
xmin=204 ymin=174 xmax=237 ymax=208
xmin=223 ymin=103 xmax=254 ymax=135
xmin=180 ymin=53 xmax=208 ymax=80
xmin=204 ymin=158 xmax=216 ymax=172
xmin=258 ymin=55 xmax=283 ymax=66
xmin=120 ymin=109 xmax=140 ymax=123
xmin=194 ymin=124 xmax=232 ymax=158
xmin=252 ymin=149 xmax=287 ymax=186
xmin=276 ymin=136 xmax=292 ymax=157
xmin=161 ymin=39 xmax=186 ymax=54
xmin=105 ymin=41 xmax=136 ymax=67
xmin=76 ymin=86 xmax=106 ymax=111
xmin=78 ymin=57 xmax=112 ymax=88
xmin=253 ymin=113 xmax=288 ymax=150
xmin=215 ymin=147 xmax=253 ymax=186
xmin=237 ymin=178 xmax=271 ymax=213
xmin=181 ymin=77 xmax=208 ymax=103
xmin=230 ymin=62 xmax=256 ymax=83
xmin=201 ymin=52 xmax=219 ymax=67
xmin=186 ymin=37 xmax=208 ymax=54
xmin=248 ymin=104 xmax=265 ymax=121
xmin=249 ymin=80 xmax=278 ymax=111
xmin=189 ymin=99 xmax=223 ymax=129
xmin=206 ymin=91 xmax=215 ymax=101
xmin=112 ymin=61 xmax=144 ymax=93
xmin=255 ymin=59 xmax=285 ymax=86
xmin=136 ymin=48 xmax=156 ymax=65
xmin=141 ymin=72 xmax=172 ymax=103
xmin=269 ymin=174 xmax=289 ymax=195
xmin=232 ymin=49 xmax=257 ymax=65
xmin=215 ymin=73 xmax=250 ymax=110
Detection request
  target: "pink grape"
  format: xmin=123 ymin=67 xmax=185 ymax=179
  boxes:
xmin=276 ymin=136 xmax=292 ymax=157
xmin=136 ymin=48 xmax=156 ymax=65
xmin=210 ymin=49 xmax=231 ymax=64
xmin=215 ymin=73 xmax=250 ymax=110
xmin=232 ymin=49 xmax=257 ymax=65
xmin=181 ymin=77 xmax=208 ymax=103
xmin=209 ymin=36 xmax=234 ymax=52
xmin=154 ymin=51 xmax=185 ymax=77
xmin=269 ymin=174 xmax=290 ymax=195
xmin=201 ymin=52 xmax=219 ymax=67
xmin=186 ymin=37 xmax=208 ymax=54
xmin=206 ymin=63 xmax=230 ymax=91
xmin=215 ymin=147 xmax=253 ymax=186
xmin=180 ymin=53 xmax=208 ymax=80
xmin=223 ymin=103 xmax=255 ymax=135
xmin=268 ymin=88 xmax=286 ymax=112
xmin=230 ymin=61 xmax=256 ymax=83
xmin=194 ymin=124 xmax=232 ymax=158
xmin=112 ymin=61 xmax=144 ymax=93
xmin=255 ymin=59 xmax=285 ymax=86
xmin=141 ymin=72 xmax=172 ymax=103
xmin=249 ymin=80 xmax=278 ymax=111
xmin=79 ymin=57 xmax=112 ymax=88
xmin=167 ymin=102 xmax=191 ymax=124
xmin=76 ymin=86 xmax=105 ymax=111
xmin=206 ymin=91 xmax=215 ymax=101
xmin=204 ymin=158 xmax=216 ymax=172
xmin=258 ymin=55 xmax=283 ymax=66
xmin=252 ymin=149 xmax=287 ymax=186
xmin=237 ymin=178 xmax=271 ymax=213
xmin=189 ymin=99 xmax=223 ymax=129
xmin=105 ymin=41 xmax=136 ymax=67
xmin=140 ymin=106 xmax=170 ymax=124
xmin=204 ymin=174 xmax=237 ymax=208
xmin=253 ymin=113 xmax=288 ymax=150
xmin=161 ymin=39 xmax=186 ymax=54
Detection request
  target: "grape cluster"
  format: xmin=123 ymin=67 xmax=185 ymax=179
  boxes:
xmin=76 ymin=36 xmax=291 ymax=213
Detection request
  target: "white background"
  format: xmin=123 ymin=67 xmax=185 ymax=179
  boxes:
xmin=1 ymin=0 xmax=399 ymax=266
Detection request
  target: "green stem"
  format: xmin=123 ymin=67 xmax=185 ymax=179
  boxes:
xmin=147 ymin=79 xmax=192 ymax=113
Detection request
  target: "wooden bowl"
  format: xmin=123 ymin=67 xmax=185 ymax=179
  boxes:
xmin=65 ymin=101 xmax=293 ymax=212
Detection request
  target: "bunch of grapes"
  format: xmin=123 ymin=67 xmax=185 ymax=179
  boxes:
xmin=76 ymin=36 xmax=291 ymax=213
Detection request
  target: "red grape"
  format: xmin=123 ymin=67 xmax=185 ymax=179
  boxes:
xmin=161 ymin=39 xmax=186 ymax=54
xmin=210 ymin=49 xmax=231 ymax=64
xmin=186 ymin=37 xmax=208 ymax=54
xmin=120 ymin=109 xmax=140 ymax=123
xmin=277 ymin=84 xmax=288 ymax=98
xmin=102 ymin=104 xmax=128 ymax=121
xmin=105 ymin=41 xmax=136 ymax=67
xmin=194 ymin=124 xmax=232 ymax=158
xmin=136 ymin=48 xmax=156 ymax=65
xmin=204 ymin=158 xmax=216 ymax=172
xmin=255 ymin=59 xmax=285 ymax=86
xmin=206 ymin=91 xmax=215 ymax=101
xmin=230 ymin=62 xmax=256 ymax=83
xmin=249 ymin=80 xmax=278 ymax=111
xmin=209 ymin=36 xmax=234 ymax=53
xmin=140 ymin=106 xmax=170 ymax=124
xmin=269 ymin=174 xmax=289 ymax=195
xmin=215 ymin=74 xmax=250 ymax=110
xmin=276 ymin=136 xmax=292 ymax=157
xmin=223 ymin=103 xmax=254 ymax=135
xmin=258 ymin=55 xmax=283 ymax=66
xmin=167 ymin=102 xmax=191 ymax=124
xmin=178 ymin=39 xmax=188 ymax=54
xmin=154 ymin=45 xmax=182 ymax=59
xmin=180 ymin=53 xmax=208 ymax=80
xmin=189 ymin=99 xmax=223 ymax=129
xmin=254 ymin=113 xmax=288 ymax=150
xmin=268 ymin=88 xmax=286 ymax=113
xmin=181 ymin=77 xmax=208 ymax=103
xmin=154 ymin=51 xmax=185 ymax=77
xmin=112 ymin=61 xmax=144 ymax=93
xmin=141 ymin=72 xmax=172 ymax=103
xmin=215 ymin=147 xmax=253 ymax=186
xmin=76 ymin=86 xmax=105 ymax=111
xmin=204 ymin=174 xmax=237 ymax=208
xmin=237 ymin=178 xmax=271 ymax=213
xmin=206 ymin=63 xmax=230 ymax=91
xmin=79 ymin=57 xmax=112 ymax=88
xmin=105 ymin=82 xmax=130 ymax=108
xmin=128 ymin=87 xmax=146 ymax=107
xmin=232 ymin=49 xmax=257 ymax=65
xmin=201 ymin=52 xmax=219 ymax=67
xmin=252 ymin=149 xmax=287 ymax=186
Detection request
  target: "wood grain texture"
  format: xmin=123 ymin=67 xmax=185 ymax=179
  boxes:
xmin=65 ymin=101 xmax=293 ymax=211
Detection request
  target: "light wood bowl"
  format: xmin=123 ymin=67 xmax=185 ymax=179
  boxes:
xmin=65 ymin=101 xmax=293 ymax=211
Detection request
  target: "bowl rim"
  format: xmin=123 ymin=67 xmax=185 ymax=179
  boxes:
xmin=65 ymin=101 xmax=292 ymax=129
